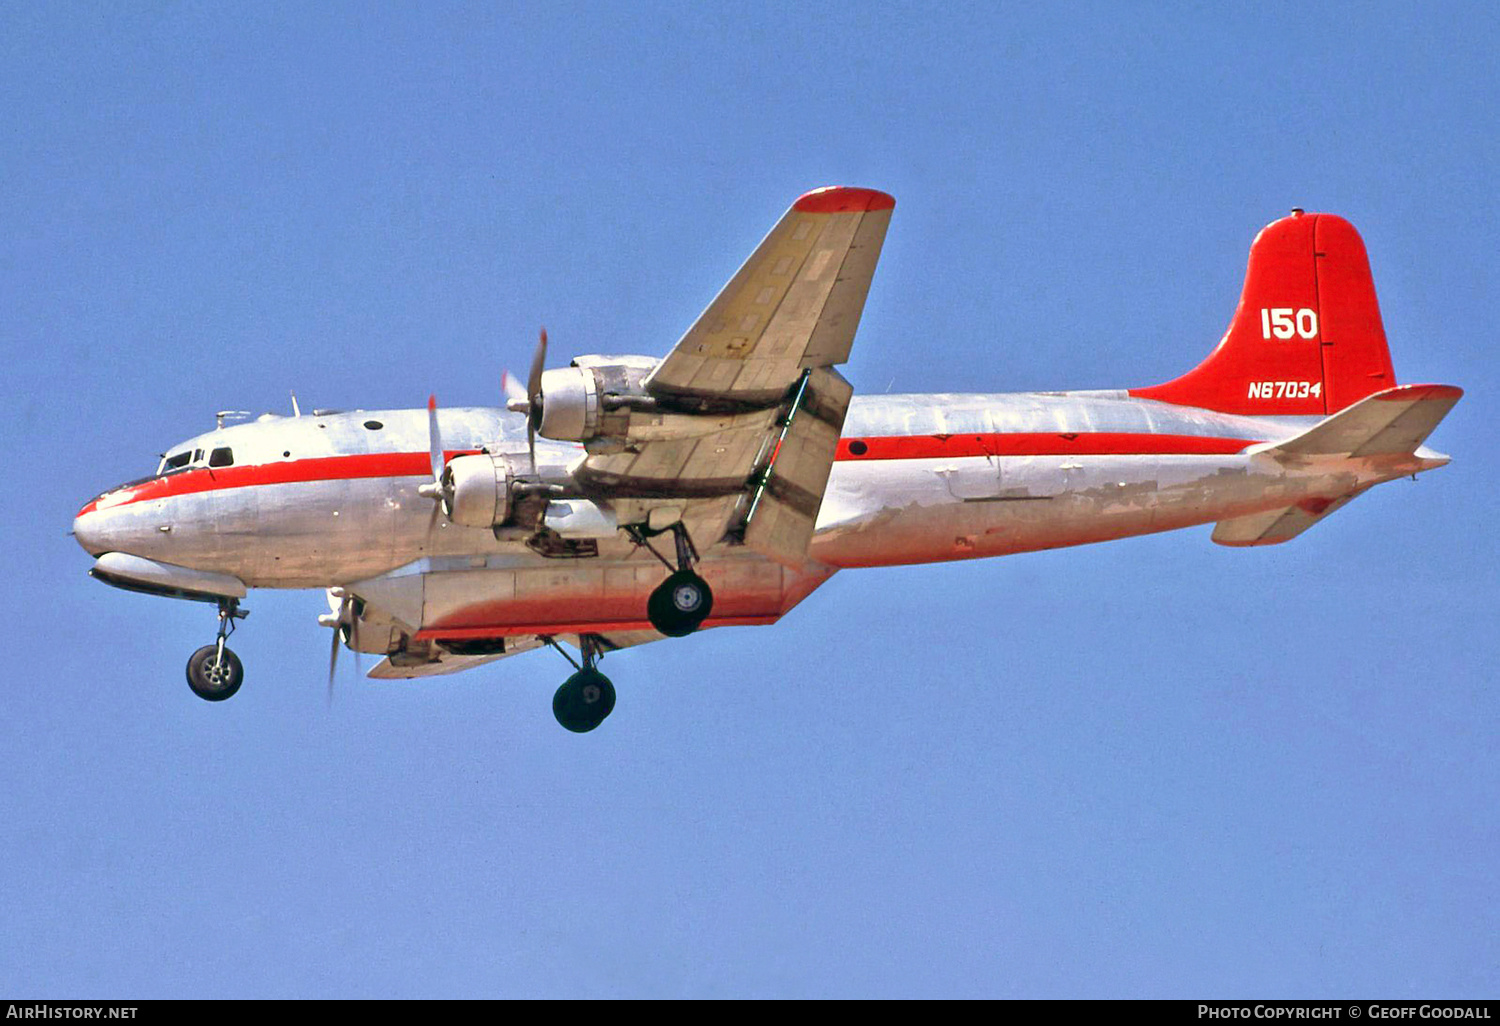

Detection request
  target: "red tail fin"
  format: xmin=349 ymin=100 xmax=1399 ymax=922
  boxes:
xmin=1130 ymin=212 xmax=1397 ymax=415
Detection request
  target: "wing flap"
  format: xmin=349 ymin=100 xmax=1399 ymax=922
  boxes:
xmin=741 ymin=367 xmax=853 ymax=565
xmin=577 ymin=408 xmax=779 ymax=495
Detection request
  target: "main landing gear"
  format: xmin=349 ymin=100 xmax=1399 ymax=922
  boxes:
xmin=543 ymin=520 xmax=712 ymax=733
xmin=547 ymin=635 xmax=616 ymax=733
xmin=186 ymin=598 xmax=248 ymax=702
xmin=631 ymin=521 xmax=714 ymax=638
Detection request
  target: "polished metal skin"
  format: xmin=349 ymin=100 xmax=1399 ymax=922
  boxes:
xmin=69 ymin=188 xmax=1460 ymax=700
xmin=71 ymin=386 xmax=1451 ymax=664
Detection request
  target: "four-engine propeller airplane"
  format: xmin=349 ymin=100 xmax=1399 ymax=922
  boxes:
xmin=73 ymin=186 xmax=1461 ymax=731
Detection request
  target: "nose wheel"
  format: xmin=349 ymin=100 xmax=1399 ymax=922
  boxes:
xmin=186 ymin=598 xmax=248 ymax=702
xmin=546 ymin=635 xmax=616 ymax=732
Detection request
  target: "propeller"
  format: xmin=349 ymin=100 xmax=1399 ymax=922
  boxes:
xmin=319 ymin=588 xmax=362 ymax=706
xmin=501 ymin=327 xmax=550 ymax=473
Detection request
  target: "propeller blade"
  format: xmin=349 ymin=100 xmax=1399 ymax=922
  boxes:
xmin=527 ymin=328 xmax=547 ymax=474
xmin=351 ymin=613 xmax=363 ymax=680
xmin=502 ymin=370 xmax=528 ymax=410
xmin=322 ymin=588 xmax=361 ymax=706
xmin=427 ymin=394 xmax=444 ymax=483
xmin=326 ymin=604 xmax=342 ymax=706
xmin=527 ymin=328 xmax=547 ymax=406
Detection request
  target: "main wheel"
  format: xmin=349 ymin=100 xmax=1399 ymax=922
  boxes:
xmin=553 ymin=667 xmax=616 ymax=733
xmin=647 ymin=570 xmax=714 ymax=637
xmin=186 ymin=644 xmax=244 ymax=702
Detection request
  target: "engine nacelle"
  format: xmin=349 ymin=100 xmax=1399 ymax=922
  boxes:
xmin=443 ymin=453 xmax=519 ymax=528
xmin=537 ymin=366 xmax=602 ymax=441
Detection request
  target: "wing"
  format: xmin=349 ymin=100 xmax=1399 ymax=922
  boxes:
xmin=644 ymin=185 xmax=894 ymax=409
xmin=367 ymin=646 xmax=534 ymax=679
xmin=366 ymin=630 xmax=661 ymax=680
xmin=582 ymin=187 xmax=893 ymax=562
xmin=345 ymin=556 xmax=836 ymax=669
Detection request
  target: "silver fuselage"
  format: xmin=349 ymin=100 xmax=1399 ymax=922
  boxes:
xmin=74 ymin=390 xmax=1425 ymax=605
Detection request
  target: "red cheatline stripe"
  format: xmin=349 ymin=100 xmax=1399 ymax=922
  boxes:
xmin=77 ymin=450 xmax=481 ymax=517
xmin=78 ymin=433 xmax=1259 ymax=516
xmin=835 ymin=432 xmax=1258 ymax=460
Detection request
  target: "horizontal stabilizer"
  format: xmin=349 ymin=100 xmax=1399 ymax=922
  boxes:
xmin=1212 ymin=488 xmax=1367 ymax=547
xmin=1257 ymin=383 xmax=1462 ymax=459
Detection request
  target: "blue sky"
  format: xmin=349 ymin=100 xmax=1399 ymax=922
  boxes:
xmin=3 ymin=0 xmax=1496 ymax=998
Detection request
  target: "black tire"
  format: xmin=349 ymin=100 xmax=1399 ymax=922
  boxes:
xmin=552 ymin=668 xmax=616 ymax=733
xmin=647 ymin=570 xmax=714 ymax=637
xmin=186 ymin=644 xmax=243 ymax=702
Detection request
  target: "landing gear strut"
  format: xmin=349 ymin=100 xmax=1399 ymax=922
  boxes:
xmin=547 ymin=635 xmax=616 ymax=733
xmin=186 ymin=598 xmax=248 ymax=702
xmin=632 ymin=521 xmax=714 ymax=637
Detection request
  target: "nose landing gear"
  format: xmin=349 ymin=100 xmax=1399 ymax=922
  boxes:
xmin=546 ymin=635 xmax=616 ymax=733
xmin=186 ymin=598 xmax=248 ymax=702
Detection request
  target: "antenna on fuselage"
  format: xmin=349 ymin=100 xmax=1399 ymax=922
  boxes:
xmin=290 ymin=391 xmax=302 ymax=418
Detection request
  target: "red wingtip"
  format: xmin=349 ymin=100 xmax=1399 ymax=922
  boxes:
xmin=793 ymin=186 xmax=896 ymax=214
xmin=428 ymin=394 xmax=437 ymax=411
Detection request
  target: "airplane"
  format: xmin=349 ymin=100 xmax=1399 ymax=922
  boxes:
xmin=72 ymin=186 xmax=1461 ymax=732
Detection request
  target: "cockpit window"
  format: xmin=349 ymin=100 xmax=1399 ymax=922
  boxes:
xmin=159 ymin=451 xmax=192 ymax=475
xmin=209 ymin=447 xmax=234 ymax=468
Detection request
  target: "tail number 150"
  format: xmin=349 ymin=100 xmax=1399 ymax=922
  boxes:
xmin=1260 ymin=307 xmax=1319 ymax=340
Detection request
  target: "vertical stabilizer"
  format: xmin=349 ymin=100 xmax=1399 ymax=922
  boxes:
xmin=1131 ymin=212 xmax=1397 ymax=415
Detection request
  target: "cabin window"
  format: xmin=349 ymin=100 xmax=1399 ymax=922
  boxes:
xmin=363 ymin=420 xmax=384 ymax=430
xmin=209 ymin=447 xmax=234 ymax=467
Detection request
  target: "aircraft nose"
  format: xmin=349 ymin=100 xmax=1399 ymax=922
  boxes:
xmin=73 ymin=504 xmax=112 ymax=556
